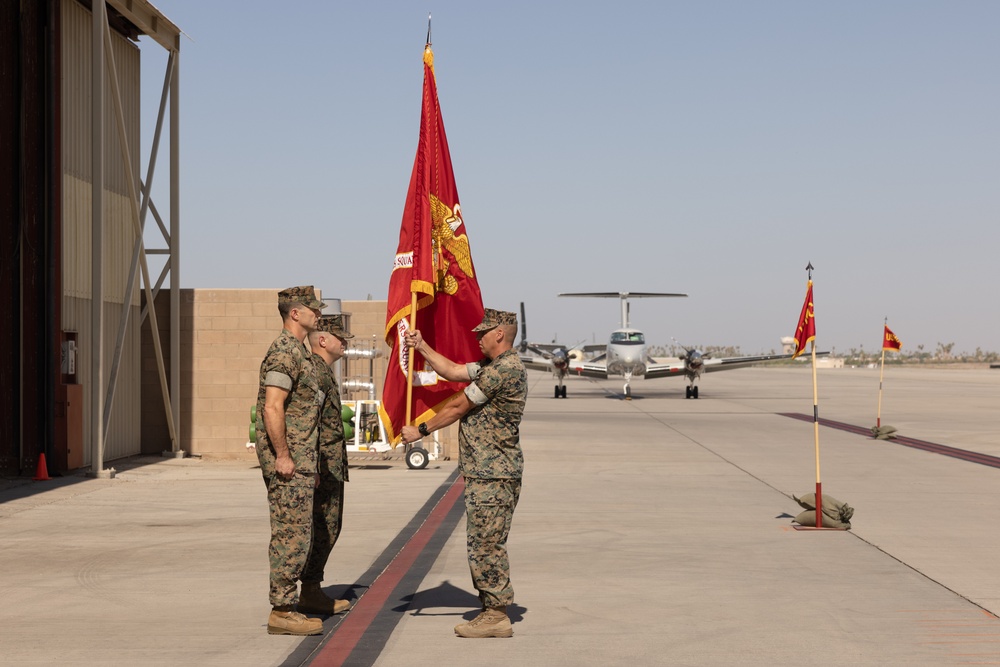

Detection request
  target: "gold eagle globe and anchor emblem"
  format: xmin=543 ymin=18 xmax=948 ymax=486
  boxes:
xmin=429 ymin=194 xmax=474 ymax=295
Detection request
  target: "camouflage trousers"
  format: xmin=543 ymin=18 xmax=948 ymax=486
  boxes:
xmin=301 ymin=474 xmax=345 ymax=584
xmin=464 ymin=477 xmax=522 ymax=608
xmin=266 ymin=472 xmax=315 ymax=607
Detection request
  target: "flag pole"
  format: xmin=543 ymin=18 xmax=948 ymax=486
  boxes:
xmin=876 ymin=317 xmax=887 ymax=429
xmin=404 ymin=15 xmax=430 ymax=436
xmin=805 ymin=263 xmax=822 ymax=528
xmin=405 ymin=292 xmax=417 ymax=431
xmin=810 ymin=338 xmax=822 ymax=527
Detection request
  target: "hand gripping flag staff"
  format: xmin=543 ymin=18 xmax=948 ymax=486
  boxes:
xmin=379 ymin=21 xmax=485 ymax=447
xmin=791 ymin=263 xmax=825 ymax=528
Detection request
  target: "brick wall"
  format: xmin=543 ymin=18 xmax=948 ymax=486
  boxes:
xmin=142 ymin=291 xmax=458 ymax=460
xmin=142 ymin=289 xmax=281 ymax=458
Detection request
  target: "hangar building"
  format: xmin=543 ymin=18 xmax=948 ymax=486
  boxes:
xmin=1 ymin=0 xmax=181 ymax=477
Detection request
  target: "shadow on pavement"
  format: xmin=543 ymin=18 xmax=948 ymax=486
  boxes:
xmin=393 ymin=579 xmax=527 ymax=622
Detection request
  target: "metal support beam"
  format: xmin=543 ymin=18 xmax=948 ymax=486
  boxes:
xmin=169 ymin=50 xmax=181 ymax=456
xmin=88 ymin=0 xmax=112 ymax=479
xmin=80 ymin=1 xmax=182 ymax=470
xmin=105 ymin=52 xmax=174 ymax=439
xmin=100 ymin=16 xmax=177 ymax=451
xmin=106 ymin=0 xmax=181 ymax=53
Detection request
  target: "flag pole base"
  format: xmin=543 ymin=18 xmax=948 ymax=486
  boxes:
xmin=792 ymin=525 xmax=849 ymax=531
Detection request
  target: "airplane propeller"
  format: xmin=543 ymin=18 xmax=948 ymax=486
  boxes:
xmin=671 ymin=337 xmax=707 ymax=364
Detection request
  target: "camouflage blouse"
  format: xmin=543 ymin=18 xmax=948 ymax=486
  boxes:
xmin=311 ymin=352 xmax=349 ymax=483
xmin=459 ymin=348 xmax=528 ymax=479
xmin=255 ymin=329 xmax=322 ymax=478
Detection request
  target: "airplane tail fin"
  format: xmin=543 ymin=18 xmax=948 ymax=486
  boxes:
xmin=519 ymin=302 xmax=528 ymax=351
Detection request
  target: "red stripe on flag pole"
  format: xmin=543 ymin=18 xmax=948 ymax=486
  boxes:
xmin=815 ymin=482 xmax=823 ymax=529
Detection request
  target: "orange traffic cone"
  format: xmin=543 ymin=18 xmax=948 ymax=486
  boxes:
xmin=33 ymin=453 xmax=50 ymax=481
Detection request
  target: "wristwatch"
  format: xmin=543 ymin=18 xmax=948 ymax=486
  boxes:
xmin=418 ymin=422 xmax=429 ymax=437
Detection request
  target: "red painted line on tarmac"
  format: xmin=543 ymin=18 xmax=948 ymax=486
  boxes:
xmin=778 ymin=413 xmax=1000 ymax=469
xmin=308 ymin=476 xmax=465 ymax=667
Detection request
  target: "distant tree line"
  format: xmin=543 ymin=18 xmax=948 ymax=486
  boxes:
xmin=647 ymin=342 xmax=1000 ymax=364
xmin=833 ymin=343 xmax=999 ymax=365
xmin=648 ymin=344 xmax=758 ymax=358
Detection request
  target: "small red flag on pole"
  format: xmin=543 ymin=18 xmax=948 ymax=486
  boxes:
xmin=876 ymin=322 xmax=902 ymax=427
xmin=882 ymin=325 xmax=902 ymax=352
xmin=379 ymin=34 xmax=484 ymax=444
xmin=792 ymin=264 xmax=822 ymax=527
xmin=791 ymin=280 xmax=815 ymax=360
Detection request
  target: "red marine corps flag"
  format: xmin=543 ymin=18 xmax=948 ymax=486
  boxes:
xmin=791 ymin=278 xmax=816 ymax=359
xmin=883 ymin=325 xmax=902 ymax=351
xmin=379 ymin=40 xmax=484 ymax=444
xmin=875 ymin=321 xmax=902 ymax=430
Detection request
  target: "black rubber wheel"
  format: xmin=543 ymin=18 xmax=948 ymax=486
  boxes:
xmin=406 ymin=447 xmax=429 ymax=470
xmin=685 ymin=386 xmax=692 ymax=399
xmin=692 ymin=386 xmax=699 ymax=399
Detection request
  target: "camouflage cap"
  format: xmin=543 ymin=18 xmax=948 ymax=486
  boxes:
xmin=316 ymin=314 xmax=354 ymax=339
xmin=472 ymin=308 xmax=518 ymax=332
xmin=277 ymin=285 xmax=326 ymax=310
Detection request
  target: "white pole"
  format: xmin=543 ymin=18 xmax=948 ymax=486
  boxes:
xmin=89 ymin=0 xmax=108 ymax=478
xmin=169 ymin=49 xmax=181 ymax=454
xmin=876 ymin=346 xmax=886 ymax=428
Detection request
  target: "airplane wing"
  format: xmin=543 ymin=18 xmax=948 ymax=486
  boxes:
xmin=525 ymin=341 xmax=605 ymax=357
xmin=701 ymin=351 xmax=829 ymax=373
xmin=644 ymin=361 xmax=689 ymax=379
xmin=568 ymin=359 xmax=609 ymax=379
xmin=525 ymin=343 xmax=563 ymax=354
xmin=519 ymin=352 xmax=554 ymax=373
xmin=646 ymin=352 xmax=830 ymax=379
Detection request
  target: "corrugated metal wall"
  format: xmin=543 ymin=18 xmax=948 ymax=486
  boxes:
xmin=61 ymin=0 xmax=142 ymax=463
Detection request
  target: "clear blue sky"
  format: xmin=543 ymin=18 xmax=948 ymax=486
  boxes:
xmin=140 ymin=1 xmax=1000 ymax=356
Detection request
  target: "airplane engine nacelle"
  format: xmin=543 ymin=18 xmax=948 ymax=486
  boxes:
xmin=686 ymin=350 xmax=704 ymax=372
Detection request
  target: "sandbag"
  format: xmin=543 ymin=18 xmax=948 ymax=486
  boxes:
xmin=871 ymin=425 xmax=898 ymax=440
xmin=792 ymin=509 xmax=851 ymax=530
xmin=793 ymin=492 xmax=854 ymax=525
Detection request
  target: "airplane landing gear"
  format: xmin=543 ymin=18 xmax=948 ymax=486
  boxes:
xmin=553 ymin=385 xmax=567 ymax=399
xmin=685 ymin=386 xmax=700 ymax=399
xmin=624 ymin=384 xmax=632 ymax=400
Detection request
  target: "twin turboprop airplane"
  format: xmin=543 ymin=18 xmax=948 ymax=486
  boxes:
xmin=517 ymin=303 xmax=604 ymax=398
xmin=527 ymin=292 xmax=816 ymax=400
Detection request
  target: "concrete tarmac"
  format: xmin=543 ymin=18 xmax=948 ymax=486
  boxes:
xmin=1 ymin=365 xmax=999 ymax=666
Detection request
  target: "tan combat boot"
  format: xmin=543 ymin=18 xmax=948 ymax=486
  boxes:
xmin=298 ymin=582 xmax=350 ymax=615
xmin=454 ymin=606 xmax=513 ymax=638
xmin=267 ymin=608 xmax=323 ymax=635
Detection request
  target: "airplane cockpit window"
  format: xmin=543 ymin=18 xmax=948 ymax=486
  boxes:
xmin=611 ymin=332 xmax=644 ymax=345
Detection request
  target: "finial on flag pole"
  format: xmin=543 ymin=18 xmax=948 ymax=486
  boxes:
xmin=805 ymin=261 xmax=814 ymax=279
xmin=426 ymin=13 xmax=432 ymax=47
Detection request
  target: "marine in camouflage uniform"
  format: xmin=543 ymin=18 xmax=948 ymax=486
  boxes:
xmin=299 ymin=314 xmax=354 ymax=615
xmin=255 ymin=286 xmax=325 ymax=635
xmin=399 ymin=308 xmax=527 ymax=638
xmin=460 ymin=344 xmax=526 ymax=610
